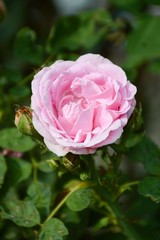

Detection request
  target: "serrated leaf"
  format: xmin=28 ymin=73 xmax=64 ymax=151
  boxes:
xmin=66 ymin=188 xmax=93 ymax=211
xmin=0 ymin=155 xmax=7 ymax=186
xmin=128 ymin=136 xmax=160 ymax=176
xmin=0 ymin=128 xmax=36 ymax=152
xmin=0 ymin=200 xmax=40 ymax=227
xmin=138 ymin=177 xmax=160 ymax=203
xmin=27 ymin=181 xmax=51 ymax=212
xmin=39 ymin=218 xmax=68 ymax=240
xmin=14 ymin=27 xmax=44 ymax=65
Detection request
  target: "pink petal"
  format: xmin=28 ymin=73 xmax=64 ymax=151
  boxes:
xmin=99 ymin=64 xmax=127 ymax=87
xmin=125 ymin=82 xmax=137 ymax=100
xmin=70 ymin=147 xmax=96 ymax=155
xmin=71 ymin=105 xmax=94 ymax=135
xmin=93 ymin=105 xmax=113 ymax=130
xmin=86 ymin=119 xmax=122 ymax=147
xmin=32 ymin=112 xmax=53 ymax=142
xmin=77 ymin=53 xmax=113 ymax=66
xmin=93 ymin=127 xmax=123 ymax=148
xmin=44 ymin=139 xmax=69 ymax=156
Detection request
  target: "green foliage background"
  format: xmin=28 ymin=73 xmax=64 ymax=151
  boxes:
xmin=0 ymin=0 xmax=160 ymax=239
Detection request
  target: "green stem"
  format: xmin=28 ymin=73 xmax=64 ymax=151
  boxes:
xmin=43 ymin=182 xmax=88 ymax=224
xmin=95 ymin=185 xmax=142 ymax=240
xmin=89 ymin=157 xmax=142 ymax=240
xmin=30 ymin=154 xmax=38 ymax=183
xmin=114 ymin=180 xmax=139 ymax=200
xmin=121 ymin=180 xmax=139 ymax=189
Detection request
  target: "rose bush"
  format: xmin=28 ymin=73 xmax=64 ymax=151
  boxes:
xmin=31 ymin=54 xmax=136 ymax=156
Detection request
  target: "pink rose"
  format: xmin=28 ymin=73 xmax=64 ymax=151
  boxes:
xmin=31 ymin=54 xmax=136 ymax=156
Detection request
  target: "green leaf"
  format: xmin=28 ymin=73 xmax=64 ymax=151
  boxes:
xmin=27 ymin=181 xmax=51 ymax=212
xmin=92 ymin=217 xmax=109 ymax=232
xmin=38 ymin=161 xmax=53 ymax=173
xmin=124 ymin=16 xmax=160 ymax=68
xmin=47 ymin=9 xmax=113 ymax=54
xmin=14 ymin=27 xmax=44 ymax=65
xmin=124 ymin=132 xmax=144 ymax=148
xmin=128 ymin=136 xmax=160 ymax=176
xmin=5 ymin=158 xmax=32 ymax=186
xmin=59 ymin=206 xmax=89 ymax=239
xmin=66 ymin=188 xmax=93 ymax=211
xmin=39 ymin=218 xmax=68 ymax=240
xmin=39 ymin=151 xmax=59 ymax=173
xmin=0 ymin=128 xmax=36 ymax=152
xmin=138 ymin=177 xmax=160 ymax=203
xmin=0 ymin=155 xmax=7 ymax=187
xmin=0 ymin=200 xmax=40 ymax=227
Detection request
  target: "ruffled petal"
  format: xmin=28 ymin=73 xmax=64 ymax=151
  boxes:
xmin=44 ymin=139 xmax=69 ymax=156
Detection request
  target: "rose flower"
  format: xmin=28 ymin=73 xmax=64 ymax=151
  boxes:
xmin=31 ymin=54 xmax=136 ymax=156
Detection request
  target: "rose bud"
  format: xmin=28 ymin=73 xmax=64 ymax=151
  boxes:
xmin=15 ymin=106 xmax=42 ymax=142
xmin=31 ymin=54 xmax=137 ymax=156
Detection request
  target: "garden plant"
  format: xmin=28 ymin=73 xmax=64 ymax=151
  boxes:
xmin=1 ymin=0 xmax=160 ymax=239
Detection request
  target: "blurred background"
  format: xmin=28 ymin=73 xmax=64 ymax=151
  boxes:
xmin=0 ymin=0 xmax=160 ymax=145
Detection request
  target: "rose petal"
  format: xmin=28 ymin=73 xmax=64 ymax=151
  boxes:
xmin=99 ymin=64 xmax=127 ymax=87
xmin=44 ymin=139 xmax=69 ymax=156
xmin=71 ymin=105 xmax=94 ymax=135
xmin=93 ymin=105 xmax=113 ymax=130
xmin=77 ymin=53 xmax=113 ymax=66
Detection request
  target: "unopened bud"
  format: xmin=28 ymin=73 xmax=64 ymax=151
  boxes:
xmin=15 ymin=106 xmax=42 ymax=141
